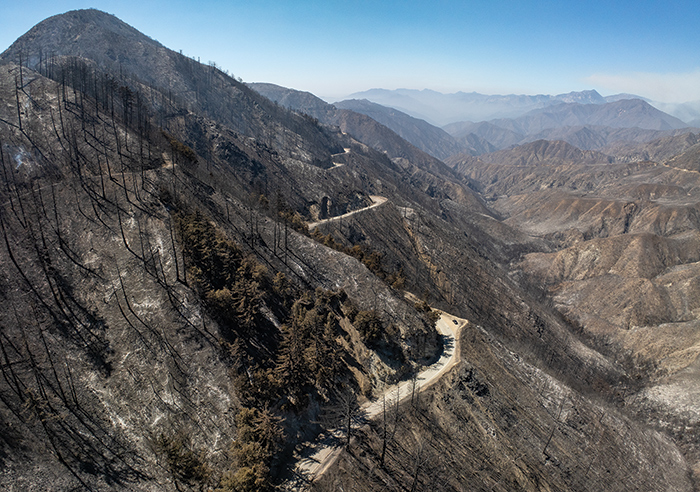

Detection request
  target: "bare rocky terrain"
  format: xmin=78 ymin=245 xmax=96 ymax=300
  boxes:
xmin=448 ymin=132 xmax=700 ymax=488
xmin=1 ymin=8 xmax=699 ymax=492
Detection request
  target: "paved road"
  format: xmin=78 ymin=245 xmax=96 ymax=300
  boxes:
xmin=283 ymin=312 xmax=467 ymax=490
xmin=308 ymin=195 xmax=388 ymax=230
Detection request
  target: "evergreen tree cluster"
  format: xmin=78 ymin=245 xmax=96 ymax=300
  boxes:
xmin=176 ymin=210 xmax=267 ymax=340
xmin=276 ymin=289 xmax=347 ymax=409
xmin=174 ymin=210 xmax=369 ymax=490
xmin=154 ymin=433 xmax=211 ymax=486
xmin=220 ymin=407 xmax=284 ymax=492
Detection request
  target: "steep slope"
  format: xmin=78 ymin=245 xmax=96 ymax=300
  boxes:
xmin=0 ymin=56 xmax=448 ymax=490
xmin=246 ymin=82 xmax=334 ymax=116
xmin=1 ymin=9 xmax=696 ymax=492
xmin=0 ymin=12 xmax=480 ymax=488
xmin=0 ymin=10 xmax=538 ymax=490
xmin=249 ymin=82 xmax=492 ymax=218
xmin=0 ymin=9 xmax=343 ymax=168
xmin=333 ymin=98 xmax=465 ymax=160
xmin=445 ymin=140 xmax=614 ymax=195
xmin=315 ymin=323 xmax=692 ymax=492
xmin=249 ymin=83 xmax=464 ymax=177
xmin=451 ymin=131 xmax=700 ymax=483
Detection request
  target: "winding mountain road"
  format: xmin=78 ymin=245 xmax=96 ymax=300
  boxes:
xmin=308 ymin=195 xmax=388 ymax=230
xmin=284 ymin=195 xmax=468 ymax=489
xmin=283 ymin=312 xmax=467 ymax=490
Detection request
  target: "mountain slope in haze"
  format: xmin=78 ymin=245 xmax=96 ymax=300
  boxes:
xmin=343 ymin=88 xmax=698 ymax=157
xmin=652 ymin=100 xmax=700 ymax=125
xmin=456 ymin=131 xmax=498 ymax=155
xmin=491 ymin=98 xmax=689 ymax=134
xmin=332 ymin=98 xmax=465 ymax=160
xmin=444 ymin=120 xmax=525 ymax=150
xmin=251 ymin=84 xmax=494 ymax=159
xmin=247 ymin=84 xmax=445 ymax=161
xmin=259 ymin=82 xmax=692 ymax=159
xmin=343 ymin=88 xmax=611 ymax=126
xmin=345 ymin=87 xmax=700 ymax=126
xmin=1 ymin=9 xmax=697 ymax=492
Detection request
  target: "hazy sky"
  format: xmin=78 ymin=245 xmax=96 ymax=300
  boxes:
xmin=2 ymin=0 xmax=699 ymax=103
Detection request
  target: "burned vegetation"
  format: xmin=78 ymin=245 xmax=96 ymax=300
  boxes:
xmin=1 ymin=9 xmax=698 ymax=492
xmin=0 ymin=19 xmax=439 ymax=491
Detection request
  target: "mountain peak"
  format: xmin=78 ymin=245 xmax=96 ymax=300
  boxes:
xmin=554 ymin=89 xmax=606 ymax=104
xmin=1 ymin=8 xmax=162 ymax=70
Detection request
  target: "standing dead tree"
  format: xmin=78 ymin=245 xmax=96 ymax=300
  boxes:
xmin=321 ymin=388 xmax=366 ymax=450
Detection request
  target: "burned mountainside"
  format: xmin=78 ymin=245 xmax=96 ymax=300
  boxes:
xmin=0 ymin=13 xmax=446 ymax=488
xmin=0 ymin=8 xmax=697 ymax=492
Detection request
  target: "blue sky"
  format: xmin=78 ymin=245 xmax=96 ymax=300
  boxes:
xmin=1 ymin=0 xmax=699 ymax=102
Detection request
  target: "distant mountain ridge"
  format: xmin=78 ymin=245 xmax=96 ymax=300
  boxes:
xmin=482 ymin=99 xmax=689 ymax=137
xmin=443 ymin=99 xmax=695 ymax=153
xmin=249 ymin=85 xmax=495 ymax=159
xmin=342 ymin=87 xmax=700 ymax=126
xmin=342 ymin=88 xmax=615 ymax=126
xmin=253 ymin=81 xmax=696 ymax=159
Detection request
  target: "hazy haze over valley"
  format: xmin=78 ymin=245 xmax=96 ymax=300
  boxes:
xmin=2 ymin=2 xmax=700 ymax=492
